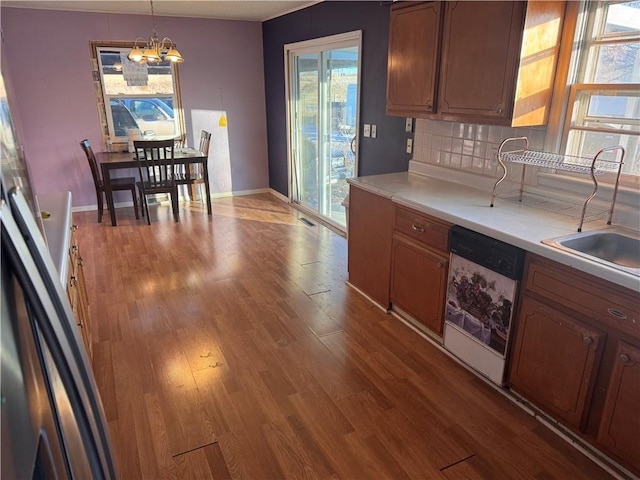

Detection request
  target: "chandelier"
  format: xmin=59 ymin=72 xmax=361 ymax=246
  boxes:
xmin=128 ymin=0 xmax=184 ymax=64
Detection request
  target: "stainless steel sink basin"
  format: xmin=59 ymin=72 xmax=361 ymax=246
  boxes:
xmin=542 ymin=228 xmax=640 ymax=276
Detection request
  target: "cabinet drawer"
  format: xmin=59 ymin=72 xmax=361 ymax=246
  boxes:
xmin=525 ymin=256 xmax=640 ymax=338
xmin=394 ymin=206 xmax=450 ymax=252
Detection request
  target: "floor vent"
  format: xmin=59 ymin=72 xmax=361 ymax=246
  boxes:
xmin=299 ymin=217 xmax=315 ymax=227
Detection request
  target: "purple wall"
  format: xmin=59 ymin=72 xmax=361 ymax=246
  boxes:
xmin=1 ymin=7 xmax=269 ymax=207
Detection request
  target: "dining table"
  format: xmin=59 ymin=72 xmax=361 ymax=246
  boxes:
xmin=96 ymin=148 xmax=211 ymax=226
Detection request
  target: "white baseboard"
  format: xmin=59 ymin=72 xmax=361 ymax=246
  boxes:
xmin=210 ymin=188 xmax=270 ymax=199
xmin=71 ymin=201 xmax=135 ymax=213
xmin=269 ymin=188 xmax=290 ymax=203
xmin=71 ymin=188 xmax=273 ymax=213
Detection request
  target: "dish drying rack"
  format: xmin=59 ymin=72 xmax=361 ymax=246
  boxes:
xmin=490 ymin=137 xmax=625 ymax=232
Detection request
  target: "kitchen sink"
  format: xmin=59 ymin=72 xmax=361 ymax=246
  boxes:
xmin=542 ymin=228 xmax=640 ymax=276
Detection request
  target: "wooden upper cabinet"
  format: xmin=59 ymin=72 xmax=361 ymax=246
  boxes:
xmin=438 ymin=1 xmax=524 ymax=123
xmin=385 ymin=1 xmax=566 ymax=127
xmin=386 ymin=2 xmax=442 ymax=116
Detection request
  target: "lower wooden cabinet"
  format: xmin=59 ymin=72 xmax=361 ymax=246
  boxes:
xmin=347 ymin=185 xmax=394 ymax=309
xmin=67 ymin=224 xmax=92 ymax=360
xmin=509 ymin=255 xmax=640 ymax=475
xmin=597 ymin=340 xmax=640 ymax=473
xmin=389 ymin=206 xmax=450 ymax=335
xmin=509 ymin=296 xmax=605 ymax=430
xmin=391 ymin=234 xmax=448 ymax=334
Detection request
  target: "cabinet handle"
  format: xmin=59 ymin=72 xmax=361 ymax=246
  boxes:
xmin=71 ymin=245 xmax=78 ymax=254
xmin=70 ymin=276 xmax=77 ymax=287
xmin=619 ymin=354 xmax=630 ymax=364
xmin=411 ymin=224 xmax=425 ymax=233
xmin=583 ymin=336 xmax=593 ymax=346
xmin=426 ymin=104 xmax=433 ymax=110
xmin=72 ymin=224 xmax=78 ymax=232
xmin=496 ymin=107 xmax=504 ymax=114
xmin=437 ymin=262 xmax=444 ymax=269
xmin=607 ymin=308 xmax=627 ymax=319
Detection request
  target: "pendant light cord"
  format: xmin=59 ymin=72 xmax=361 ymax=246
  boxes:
xmin=150 ymin=0 xmax=157 ymax=38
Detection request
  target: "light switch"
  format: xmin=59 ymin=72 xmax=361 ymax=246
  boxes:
xmin=405 ymin=118 xmax=413 ymax=133
xmin=406 ymin=138 xmax=413 ymax=154
xmin=363 ymin=124 xmax=371 ymax=138
xmin=371 ymin=125 xmax=377 ymax=138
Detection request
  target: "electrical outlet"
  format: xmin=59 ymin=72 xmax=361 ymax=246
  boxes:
xmin=371 ymin=125 xmax=377 ymax=138
xmin=406 ymin=138 xmax=413 ymax=154
xmin=405 ymin=118 xmax=413 ymax=133
xmin=363 ymin=124 xmax=371 ymax=138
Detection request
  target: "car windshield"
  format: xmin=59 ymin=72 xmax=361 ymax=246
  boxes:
xmin=109 ymin=100 xmax=138 ymax=137
xmin=121 ymin=98 xmax=174 ymax=120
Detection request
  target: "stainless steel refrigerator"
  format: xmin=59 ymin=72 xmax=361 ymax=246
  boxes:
xmin=1 ymin=70 xmax=116 ymax=478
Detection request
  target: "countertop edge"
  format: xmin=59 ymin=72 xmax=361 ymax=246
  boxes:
xmin=349 ymin=173 xmax=640 ymax=293
xmin=37 ymin=192 xmax=72 ymax=289
xmin=346 ymin=178 xmax=394 ymax=199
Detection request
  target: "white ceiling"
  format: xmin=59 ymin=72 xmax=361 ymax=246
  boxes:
xmin=1 ymin=1 xmax=319 ymax=22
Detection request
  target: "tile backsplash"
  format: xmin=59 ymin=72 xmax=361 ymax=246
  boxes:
xmin=411 ymin=119 xmax=547 ymax=183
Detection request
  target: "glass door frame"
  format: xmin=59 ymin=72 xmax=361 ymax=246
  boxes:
xmin=284 ymin=30 xmax=362 ymax=232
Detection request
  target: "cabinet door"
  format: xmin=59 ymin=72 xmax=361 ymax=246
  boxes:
xmin=390 ymin=234 xmax=448 ymax=334
xmin=68 ymin=226 xmax=92 ymax=360
xmin=76 ymin=251 xmax=92 ymax=360
xmin=597 ymin=341 xmax=640 ymax=472
xmin=508 ymin=296 xmax=604 ymax=430
xmin=347 ymin=186 xmax=393 ymax=309
xmin=386 ymin=2 xmax=442 ymax=116
xmin=438 ymin=1 xmax=525 ymax=123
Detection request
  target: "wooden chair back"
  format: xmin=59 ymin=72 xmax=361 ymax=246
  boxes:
xmin=199 ymin=130 xmax=212 ymax=157
xmin=134 ymin=139 xmax=175 ymax=188
xmin=80 ymin=139 xmax=102 ymax=191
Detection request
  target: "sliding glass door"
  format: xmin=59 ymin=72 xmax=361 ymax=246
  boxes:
xmin=286 ymin=32 xmax=361 ymax=229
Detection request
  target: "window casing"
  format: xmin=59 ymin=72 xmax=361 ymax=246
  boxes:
xmin=562 ymin=1 xmax=640 ymax=178
xmin=90 ymin=43 xmax=185 ymax=147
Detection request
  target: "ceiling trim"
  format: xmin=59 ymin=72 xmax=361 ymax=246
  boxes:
xmin=0 ymin=1 xmax=321 ymax=23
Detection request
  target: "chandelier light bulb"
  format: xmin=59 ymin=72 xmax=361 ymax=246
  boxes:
xmin=165 ymin=47 xmax=184 ymax=63
xmin=128 ymin=46 xmax=144 ymax=62
xmin=143 ymin=46 xmax=161 ymax=63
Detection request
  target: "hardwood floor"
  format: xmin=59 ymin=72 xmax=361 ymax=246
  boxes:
xmin=76 ymin=194 xmax=613 ymax=479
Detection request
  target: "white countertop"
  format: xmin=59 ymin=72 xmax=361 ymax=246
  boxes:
xmin=348 ymin=171 xmax=640 ymax=292
xmin=37 ymin=192 xmax=72 ymax=288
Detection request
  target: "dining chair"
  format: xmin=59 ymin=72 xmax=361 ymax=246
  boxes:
xmin=80 ymin=139 xmax=139 ymax=223
xmin=176 ymin=130 xmax=211 ymax=202
xmin=134 ymin=139 xmax=179 ymax=224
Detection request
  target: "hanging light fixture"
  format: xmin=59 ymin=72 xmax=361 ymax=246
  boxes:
xmin=128 ymin=0 xmax=184 ymax=64
xmin=218 ymin=87 xmax=228 ymax=127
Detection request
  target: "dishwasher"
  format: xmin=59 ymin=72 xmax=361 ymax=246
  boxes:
xmin=443 ymin=226 xmax=526 ymax=386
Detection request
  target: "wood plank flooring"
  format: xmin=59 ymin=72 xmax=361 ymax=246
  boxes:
xmin=75 ymin=194 xmax=614 ymax=479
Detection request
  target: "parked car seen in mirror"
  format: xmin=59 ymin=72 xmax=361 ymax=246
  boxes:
xmin=109 ymin=98 xmax=176 ymax=137
xmin=109 ymin=100 xmax=138 ymax=137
